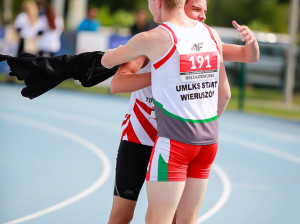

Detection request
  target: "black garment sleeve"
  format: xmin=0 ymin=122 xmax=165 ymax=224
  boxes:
xmin=0 ymin=51 xmax=118 ymax=99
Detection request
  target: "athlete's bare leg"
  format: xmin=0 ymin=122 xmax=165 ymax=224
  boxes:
xmin=176 ymin=178 xmax=208 ymax=223
xmin=145 ymin=181 xmax=185 ymax=224
xmin=108 ymin=196 xmax=137 ymax=224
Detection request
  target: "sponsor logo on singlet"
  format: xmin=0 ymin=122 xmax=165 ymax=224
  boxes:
xmin=191 ymin=43 xmax=203 ymax=52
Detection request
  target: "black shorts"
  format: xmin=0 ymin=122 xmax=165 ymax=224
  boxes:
xmin=114 ymin=140 xmax=153 ymax=201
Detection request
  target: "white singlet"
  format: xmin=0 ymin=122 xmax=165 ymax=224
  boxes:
xmin=151 ymin=22 xmax=221 ymax=145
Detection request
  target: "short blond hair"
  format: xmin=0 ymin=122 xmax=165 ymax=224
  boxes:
xmin=163 ymin=0 xmax=186 ymax=9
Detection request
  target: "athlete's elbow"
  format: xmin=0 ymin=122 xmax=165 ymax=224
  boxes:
xmin=110 ymin=80 xmax=121 ymax=94
xmin=110 ymin=84 xmax=121 ymax=94
xmin=110 ymin=86 xmax=117 ymax=94
xmin=225 ymin=89 xmax=231 ymax=101
xmin=226 ymin=91 xmax=231 ymax=102
xmin=220 ymin=90 xmax=231 ymax=102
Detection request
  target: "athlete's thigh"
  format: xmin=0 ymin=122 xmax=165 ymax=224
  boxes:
xmin=114 ymin=140 xmax=152 ymax=200
xmin=176 ymin=178 xmax=209 ymax=223
xmin=146 ymin=181 xmax=185 ymax=223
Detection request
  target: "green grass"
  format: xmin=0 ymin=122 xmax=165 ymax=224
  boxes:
xmin=1 ymin=74 xmax=299 ymax=121
xmin=228 ymin=87 xmax=300 ymax=121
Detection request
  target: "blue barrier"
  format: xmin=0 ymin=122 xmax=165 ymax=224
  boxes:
xmin=108 ymin=35 xmax=131 ymax=49
xmin=0 ymin=26 xmax=5 ymax=39
xmin=56 ymin=31 xmax=77 ymax=55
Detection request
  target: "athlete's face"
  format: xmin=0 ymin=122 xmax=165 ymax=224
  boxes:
xmin=184 ymin=0 xmax=207 ymax=23
xmin=148 ymin=0 xmax=162 ymax=23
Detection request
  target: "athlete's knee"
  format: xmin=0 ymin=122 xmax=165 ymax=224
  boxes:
xmin=145 ymin=212 xmax=159 ymax=224
xmin=176 ymin=214 xmax=198 ymax=224
xmin=145 ymin=206 xmax=174 ymax=224
xmin=145 ymin=207 xmax=151 ymax=224
xmin=145 ymin=206 xmax=156 ymax=224
xmin=108 ymin=214 xmax=134 ymax=224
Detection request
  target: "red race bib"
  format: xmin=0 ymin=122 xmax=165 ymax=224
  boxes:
xmin=176 ymin=42 xmax=219 ymax=82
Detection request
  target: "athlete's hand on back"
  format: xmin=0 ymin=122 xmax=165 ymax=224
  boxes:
xmin=232 ymin=20 xmax=256 ymax=45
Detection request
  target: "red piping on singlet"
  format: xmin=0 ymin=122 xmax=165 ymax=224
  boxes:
xmin=202 ymin=23 xmax=220 ymax=54
xmin=153 ymin=23 xmax=178 ymax=70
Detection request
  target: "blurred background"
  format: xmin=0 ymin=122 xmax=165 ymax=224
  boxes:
xmin=0 ymin=0 xmax=299 ymax=121
xmin=0 ymin=1 xmax=299 ymax=223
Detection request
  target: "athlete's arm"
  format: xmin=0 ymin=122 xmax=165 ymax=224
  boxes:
xmin=110 ymin=56 xmax=151 ymax=93
xmin=102 ymin=27 xmax=171 ymax=69
xmin=212 ymin=29 xmax=231 ymax=117
xmin=223 ymin=21 xmax=260 ymax=63
xmin=102 ymin=32 xmax=150 ymax=69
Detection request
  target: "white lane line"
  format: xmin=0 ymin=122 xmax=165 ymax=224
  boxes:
xmin=222 ymin=122 xmax=300 ymax=144
xmin=222 ymin=134 xmax=300 ymax=165
xmin=198 ymin=163 xmax=232 ymax=223
xmin=0 ymin=104 xmax=121 ymax=132
xmin=0 ymin=113 xmax=111 ymax=224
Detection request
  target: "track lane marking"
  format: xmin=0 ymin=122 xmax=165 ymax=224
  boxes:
xmin=0 ymin=104 xmax=120 ymax=132
xmin=222 ymin=122 xmax=300 ymax=144
xmin=1 ymin=113 xmax=111 ymax=224
xmin=222 ymin=134 xmax=300 ymax=165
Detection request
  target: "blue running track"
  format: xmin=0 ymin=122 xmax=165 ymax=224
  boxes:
xmin=1 ymin=83 xmax=300 ymax=224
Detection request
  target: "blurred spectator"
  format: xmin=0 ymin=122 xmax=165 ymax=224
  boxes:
xmin=130 ymin=9 xmax=150 ymax=35
xmin=38 ymin=3 xmax=64 ymax=57
xmin=14 ymin=0 xmax=40 ymax=56
xmin=77 ymin=7 xmax=101 ymax=32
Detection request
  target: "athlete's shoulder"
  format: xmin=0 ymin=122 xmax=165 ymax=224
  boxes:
xmin=128 ymin=28 xmax=159 ymax=50
xmin=212 ymin=29 xmax=222 ymax=44
xmin=136 ymin=26 xmax=167 ymax=43
xmin=209 ymin=28 xmax=223 ymax=56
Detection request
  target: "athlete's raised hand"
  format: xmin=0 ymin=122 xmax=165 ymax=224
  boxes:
xmin=232 ymin=20 xmax=257 ymax=45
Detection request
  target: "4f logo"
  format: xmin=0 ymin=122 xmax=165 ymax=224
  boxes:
xmin=191 ymin=43 xmax=203 ymax=52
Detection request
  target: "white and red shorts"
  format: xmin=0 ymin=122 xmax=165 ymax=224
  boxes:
xmin=146 ymin=137 xmax=218 ymax=181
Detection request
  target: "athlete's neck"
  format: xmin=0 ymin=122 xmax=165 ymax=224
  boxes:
xmin=161 ymin=7 xmax=196 ymax=28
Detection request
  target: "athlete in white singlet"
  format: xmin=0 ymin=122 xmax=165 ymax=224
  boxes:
xmin=107 ymin=0 xmax=259 ymax=223
xmin=101 ymin=0 xmax=227 ymax=221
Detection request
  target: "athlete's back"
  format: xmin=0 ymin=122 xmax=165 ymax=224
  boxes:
xmin=151 ymin=22 xmax=221 ymax=145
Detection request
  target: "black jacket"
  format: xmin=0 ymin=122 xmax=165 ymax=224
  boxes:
xmin=0 ymin=51 xmax=118 ymax=99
